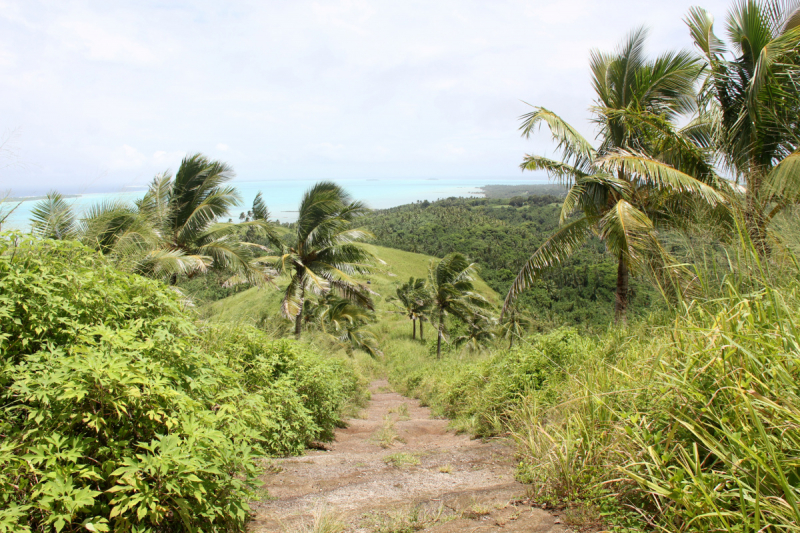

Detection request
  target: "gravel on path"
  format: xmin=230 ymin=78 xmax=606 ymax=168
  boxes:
xmin=248 ymin=379 xmax=573 ymax=532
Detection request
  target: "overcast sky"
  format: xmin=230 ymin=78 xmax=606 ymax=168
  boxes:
xmin=0 ymin=0 xmax=732 ymax=195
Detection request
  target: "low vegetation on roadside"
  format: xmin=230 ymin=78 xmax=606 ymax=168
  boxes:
xmin=0 ymin=235 xmax=366 ymax=533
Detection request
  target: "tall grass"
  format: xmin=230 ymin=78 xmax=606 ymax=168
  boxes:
xmin=386 ymin=226 xmax=800 ymax=531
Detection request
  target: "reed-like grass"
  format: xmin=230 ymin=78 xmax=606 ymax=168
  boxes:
xmin=388 ymin=225 xmax=800 ymax=531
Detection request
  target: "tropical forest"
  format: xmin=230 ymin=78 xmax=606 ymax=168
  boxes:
xmin=2 ymin=1 xmax=800 ymax=532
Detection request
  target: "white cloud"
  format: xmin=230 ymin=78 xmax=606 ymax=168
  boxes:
xmin=109 ymin=145 xmax=146 ymax=170
xmin=0 ymin=0 xmax=735 ymax=194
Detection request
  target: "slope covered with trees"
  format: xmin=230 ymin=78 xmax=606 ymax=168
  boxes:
xmin=362 ymin=195 xmax=658 ymax=326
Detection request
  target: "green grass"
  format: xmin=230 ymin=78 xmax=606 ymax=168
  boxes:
xmin=383 ymin=452 xmax=420 ymax=467
xmin=201 ymin=245 xmax=499 ymax=363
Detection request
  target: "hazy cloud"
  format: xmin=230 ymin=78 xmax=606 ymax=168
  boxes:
xmin=0 ymin=0 xmax=732 ymax=195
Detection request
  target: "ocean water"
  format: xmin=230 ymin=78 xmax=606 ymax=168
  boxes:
xmin=1 ymin=176 xmax=544 ymax=230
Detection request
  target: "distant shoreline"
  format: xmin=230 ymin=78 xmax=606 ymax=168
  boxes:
xmin=479 ymin=183 xmax=567 ymax=199
xmin=2 ymin=194 xmax=82 ymax=203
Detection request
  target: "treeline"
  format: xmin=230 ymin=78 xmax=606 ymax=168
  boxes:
xmin=363 ymin=196 xmax=657 ymax=326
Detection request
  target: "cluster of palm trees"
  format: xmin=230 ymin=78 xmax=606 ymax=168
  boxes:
xmin=391 ymin=253 xmax=529 ymax=357
xmin=505 ymin=0 xmax=800 ymax=321
xmin=29 ymin=168 xmax=384 ymax=356
xmin=30 ymin=153 xmax=276 ymax=284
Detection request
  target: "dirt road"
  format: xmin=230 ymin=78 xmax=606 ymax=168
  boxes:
xmin=248 ymin=380 xmax=570 ymax=532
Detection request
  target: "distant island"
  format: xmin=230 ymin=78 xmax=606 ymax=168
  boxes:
xmin=480 ymin=183 xmax=567 ymax=199
xmin=2 ymin=194 xmax=81 ymax=203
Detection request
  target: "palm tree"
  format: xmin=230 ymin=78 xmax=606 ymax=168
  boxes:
xmin=271 ymin=182 xmax=378 ymax=337
xmin=30 ymin=192 xmax=79 ymax=240
xmin=498 ymin=305 xmax=532 ymax=349
xmin=455 ymin=314 xmax=497 ymax=353
xmin=505 ymin=28 xmax=725 ymax=322
xmin=389 ymin=277 xmax=431 ymax=340
xmin=429 ymin=253 xmax=492 ymax=358
xmin=30 ymin=154 xmax=275 ymax=284
xmin=137 ymin=153 xmax=268 ymax=281
xmin=315 ymin=293 xmax=383 ymax=358
xmin=685 ymin=1 xmax=800 ymax=253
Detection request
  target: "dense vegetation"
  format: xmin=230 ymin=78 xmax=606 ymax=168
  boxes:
xmin=363 ymin=195 xmax=658 ymax=326
xmin=385 ymin=230 xmax=800 ymax=531
xmin=0 ymin=235 xmax=365 ymax=532
xmin=4 ymin=1 xmax=800 ymax=531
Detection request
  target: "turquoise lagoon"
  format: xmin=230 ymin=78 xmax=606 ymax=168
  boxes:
xmin=2 ymin=176 xmax=543 ymax=230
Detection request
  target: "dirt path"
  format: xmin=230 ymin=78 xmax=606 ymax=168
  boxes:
xmin=248 ymin=380 xmax=570 ymax=532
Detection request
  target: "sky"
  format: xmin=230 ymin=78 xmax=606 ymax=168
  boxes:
xmin=0 ymin=0 xmax=732 ymax=196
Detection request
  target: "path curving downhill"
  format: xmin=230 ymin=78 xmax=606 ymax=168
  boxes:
xmin=248 ymin=380 xmax=571 ymax=532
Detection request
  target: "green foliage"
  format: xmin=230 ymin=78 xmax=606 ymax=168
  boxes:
xmin=388 ymin=226 xmax=800 ymax=531
xmin=363 ymin=196 xmax=656 ymax=326
xmin=0 ymin=234 xmax=363 ymax=532
xmin=388 ymin=328 xmax=589 ymax=436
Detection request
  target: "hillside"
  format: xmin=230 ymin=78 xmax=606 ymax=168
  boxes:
xmin=200 ymin=244 xmax=499 ymax=327
xmin=361 ymin=195 xmax=659 ymax=326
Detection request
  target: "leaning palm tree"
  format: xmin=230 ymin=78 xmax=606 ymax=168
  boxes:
xmin=389 ymin=277 xmax=431 ymax=340
xmin=685 ymin=1 xmax=800 ymax=253
xmin=30 ymin=154 xmax=275 ymax=284
xmin=429 ymin=253 xmax=492 ymax=358
xmin=271 ymin=182 xmax=378 ymax=337
xmin=505 ymin=28 xmax=725 ymax=321
xmin=316 ymin=294 xmax=383 ymax=358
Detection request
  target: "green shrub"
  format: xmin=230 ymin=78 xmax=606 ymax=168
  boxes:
xmin=0 ymin=234 xmax=363 ymax=532
xmin=388 ymin=328 xmax=590 ymax=436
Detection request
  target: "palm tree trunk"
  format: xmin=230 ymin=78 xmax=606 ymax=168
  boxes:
xmin=436 ymin=310 xmax=444 ymax=358
xmin=745 ymin=166 xmax=771 ymax=256
xmin=412 ymin=318 xmax=416 ymax=340
xmin=419 ymin=320 xmax=424 ymax=342
xmin=294 ymin=287 xmax=305 ymax=338
xmin=614 ymin=254 xmax=629 ymax=323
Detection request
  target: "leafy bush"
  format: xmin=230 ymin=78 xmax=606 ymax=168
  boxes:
xmin=389 ymin=328 xmax=590 ymax=436
xmin=0 ymin=234 xmax=363 ymax=532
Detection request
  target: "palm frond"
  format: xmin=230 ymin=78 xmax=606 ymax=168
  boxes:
xmin=503 ymin=216 xmax=592 ymax=313
xmin=30 ymin=191 xmax=78 ymax=240
xmin=597 ymin=151 xmax=726 ymax=206
xmin=597 ymin=199 xmax=656 ymax=271
xmin=518 ymin=106 xmax=596 ymax=173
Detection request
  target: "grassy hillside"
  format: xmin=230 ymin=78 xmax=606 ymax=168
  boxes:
xmin=361 ymin=195 xmax=659 ymax=328
xmin=201 ymin=244 xmax=498 ymax=327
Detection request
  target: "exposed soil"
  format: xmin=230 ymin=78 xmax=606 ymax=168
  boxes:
xmin=248 ymin=380 xmax=575 ymax=532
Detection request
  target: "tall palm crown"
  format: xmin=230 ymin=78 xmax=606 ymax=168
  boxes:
xmin=429 ymin=253 xmax=491 ymax=358
xmin=272 ymin=181 xmax=377 ymax=337
xmin=506 ymin=29 xmax=724 ymax=321
xmin=686 ymin=1 xmax=800 ymax=249
xmin=30 ymin=154 xmax=273 ymax=283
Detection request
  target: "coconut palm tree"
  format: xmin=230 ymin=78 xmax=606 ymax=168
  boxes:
xmin=389 ymin=277 xmax=431 ymax=340
xmin=30 ymin=154 xmax=275 ymax=284
xmin=455 ymin=314 xmax=497 ymax=353
xmin=497 ymin=305 xmax=532 ymax=349
xmin=685 ymin=1 xmax=800 ymax=253
xmin=429 ymin=253 xmax=492 ymax=358
xmin=315 ymin=293 xmax=382 ymax=358
xmin=505 ymin=28 xmax=725 ymax=322
xmin=271 ymin=181 xmax=377 ymax=337
xmin=30 ymin=192 xmax=79 ymax=241
xmin=136 ymin=153 xmax=270 ymax=281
